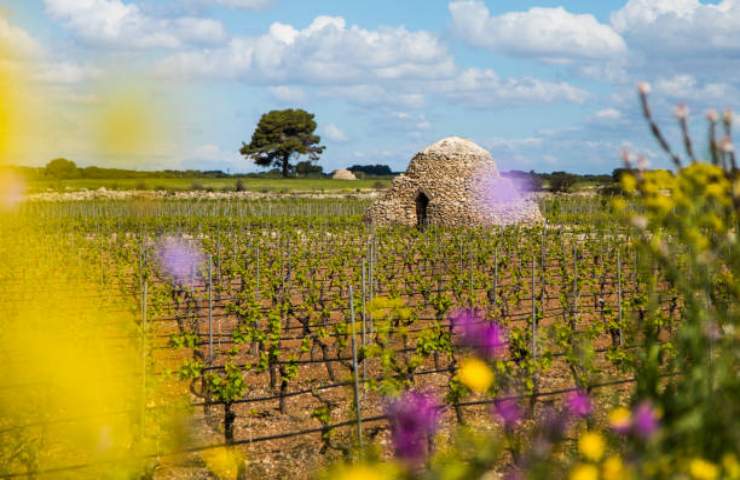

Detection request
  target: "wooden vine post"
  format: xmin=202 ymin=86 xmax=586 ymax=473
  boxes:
xmin=349 ymin=286 xmax=364 ymax=451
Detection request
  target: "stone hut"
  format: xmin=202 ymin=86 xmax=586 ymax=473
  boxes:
xmin=365 ymin=137 xmax=543 ymax=227
xmin=332 ymin=168 xmax=357 ymax=180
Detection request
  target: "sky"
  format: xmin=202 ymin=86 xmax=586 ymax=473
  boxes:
xmin=1 ymin=0 xmax=739 ymax=174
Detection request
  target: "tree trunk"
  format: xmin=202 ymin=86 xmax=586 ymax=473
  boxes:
xmin=282 ymin=154 xmax=290 ymax=177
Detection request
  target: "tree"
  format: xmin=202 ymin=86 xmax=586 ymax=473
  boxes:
xmin=349 ymin=164 xmax=393 ymax=176
xmin=548 ymin=171 xmax=577 ymax=193
xmin=240 ymin=109 xmax=325 ymax=177
xmin=45 ymin=158 xmax=79 ymax=179
xmin=295 ymin=161 xmax=324 ymax=176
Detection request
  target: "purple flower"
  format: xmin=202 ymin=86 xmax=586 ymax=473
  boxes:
xmin=539 ymin=406 xmax=569 ymax=443
xmin=493 ymin=398 xmax=522 ymax=429
xmin=478 ymin=174 xmax=525 ymax=204
xmin=156 ymin=236 xmax=205 ymax=286
xmin=385 ymin=391 xmax=440 ymax=464
xmin=566 ymin=390 xmax=592 ymax=418
xmin=632 ymin=401 xmax=659 ymax=439
xmin=450 ymin=308 xmax=507 ymax=360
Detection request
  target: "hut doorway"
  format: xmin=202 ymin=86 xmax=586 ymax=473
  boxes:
xmin=415 ymin=192 xmax=429 ymax=229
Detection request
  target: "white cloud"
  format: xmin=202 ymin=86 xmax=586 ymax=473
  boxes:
xmin=205 ymin=0 xmax=274 ymax=9
xmin=439 ymin=68 xmax=589 ymax=107
xmin=0 ymin=16 xmax=43 ymax=58
xmin=184 ymin=144 xmax=247 ymax=171
xmin=319 ymin=84 xmax=426 ymax=108
xmin=33 ymin=62 xmax=101 ymax=84
xmin=486 ymin=137 xmax=544 ymax=149
xmin=322 ymin=124 xmax=348 ymax=143
xmin=269 ymin=85 xmax=305 ymax=103
xmin=449 ymin=0 xmax=626 ymax=61
xmin=594 ymin=108 xmax=623 ymax=120
xmin=654 ymin=74 xmax=735 ymax=100
xmin=0 ymin=16 xmax=105 ymax=87
xmin=611 ymin=0 xmax=740 ymax=55
xmin=44 ymin=0 xmax=227 ymax=49
xmin=387 ymin=112 xmax=432 ymax=134
xmin=158 ymin=13 xmax=587 ymax=110
xmin=159 ymin=15 xmax=454 ymax=83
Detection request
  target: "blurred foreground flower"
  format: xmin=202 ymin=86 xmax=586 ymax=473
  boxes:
xmin=156 ymin=236 xmax=205 ymax=286
xmin=385 ymin=391 xmax=440 ymax=464
xmin=451 ymin=308 xmax=506 ymax=359
xmin=632 ymin=401 xmax=659 ymax=439
xmin=608 ymin=406 xmax=632 ymax=434
xmin=603 ymin=455 xmax=628 ymax=480
xmin=458 ymin=357 xmax=494 ymax=393
xmin=201 ymin=447 xmax=244 ymax=480
xmin=493 ymin=397 xmax=522 ymax=429
xmin=478 ymin=175 xmax=525 ymax=204
xmin=689 ymin=458 xmax=719 ymax=480
xmin=0 ymin=170 xmax=24 ymax=210
xmin=326 ymin=462 xmax=400 ymax=480
xmin=578 ymin=431 xmax=605 ymax=461
xmin=566 ymin=390 xmax=592 ymax=418
xmin=570 ymin=463 xmax=599 ymax=480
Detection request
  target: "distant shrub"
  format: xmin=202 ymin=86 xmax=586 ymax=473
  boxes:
xmin=45 ymin=158 xmax=80 ymax=179
xmin=549 ymin=172 xmax=577 ymax=193
xmin=235 ymin=179 xmax=246 ymax=192
xmin=349 ymin=164 xmax=393 ymax=176
xmin=135 ymin=182 xmax=147 ymax=190
xmin=373 ymin=181 xmax=386 ymax=190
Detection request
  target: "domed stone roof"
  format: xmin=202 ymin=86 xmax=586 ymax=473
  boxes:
xmin=420 ymin=136 xmax=492 ymax=158
xmin=332 ymin=168 xmax=357 ymax=180
xmin=365 ymin=136 xmax=542 ymax=227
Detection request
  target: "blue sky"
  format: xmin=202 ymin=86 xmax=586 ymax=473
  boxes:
xmin=2 ymin=0 xmax=739 ymax=173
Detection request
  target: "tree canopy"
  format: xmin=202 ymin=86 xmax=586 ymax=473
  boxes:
xmin=45 ymin=158 xmax=79 ymax=179
xmin=349 ymin=164 xmax=393 ymax=176
xmin=240 ymin=109 xmax=325 ymax=177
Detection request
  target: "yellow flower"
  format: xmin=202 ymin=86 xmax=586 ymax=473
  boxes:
xmin=689 ymin=458 xmax=719 ymax=480
xmin=202 ymin=447 xmax=244 ymax=480
xmin=578 ymin=432 xmax=605 ymax=462
xmin=705 ymin=182 xmax=726 ymax=200
xmin=723 ymin=453 xmax=739 ymax=479
xmin=611 ymin=197 xmax=627 ymax=212
xmin=621 ymin=174 xmax=637 ymax=194
xmin=607 ymin=407 xmax=631 ymax=433
xmin=603 ymin=455 xmax=629 ymax=480
xmin=570 ymin=463 xmax=599 ymax=480
xmin=336 ymin=464 xmax=387 ymax=480
xmin=458 ymin=357 xmax=494 ymax=393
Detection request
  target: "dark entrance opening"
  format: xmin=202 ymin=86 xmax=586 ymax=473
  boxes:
xmin=415 ymin=192 xmax=429 ymax=229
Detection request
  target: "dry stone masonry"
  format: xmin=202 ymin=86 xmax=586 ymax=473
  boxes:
xmin=365 ymin=137 xmax=543 ymax=227
xmin=332 ymin=168 xmax=357 ymax=180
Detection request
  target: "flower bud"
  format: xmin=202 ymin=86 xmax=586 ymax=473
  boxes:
xmin=674 ymin=104 xmax=689 ymax=120
xmin=637 ymin=155 xmax=649 ymax=171
xmin=707 ymin=109 xmax=719 ymax=122
xmin=720 ymin=138 xmax=734 ymax=153
xmin=724 ymin=109 xmax=734 ymax=124
xmin=631 ymin=215 xmax=648 ymax=230
xmin=637 ymin=82 xmax=651 ymax=95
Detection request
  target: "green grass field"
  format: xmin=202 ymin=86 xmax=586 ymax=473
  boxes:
xmin=25 ymin=176 xmax=393 ymax=193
